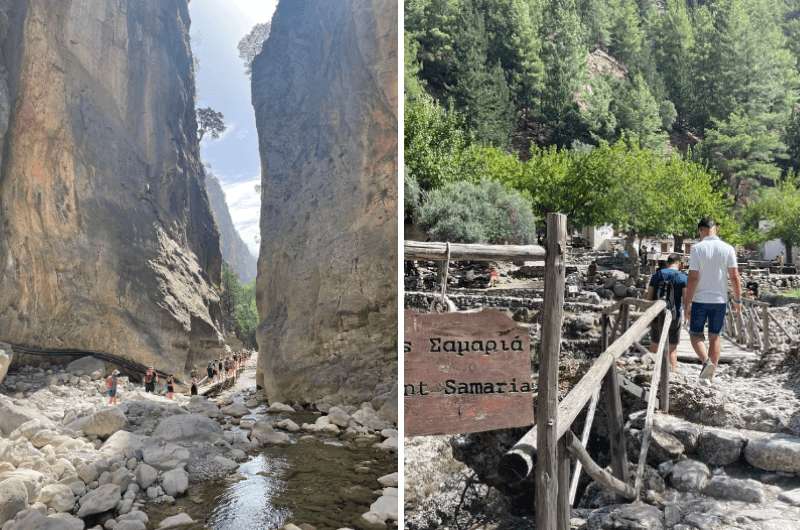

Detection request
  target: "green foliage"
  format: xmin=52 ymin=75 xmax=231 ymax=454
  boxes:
xmin=404 ymin=94 xmax=469 ymax=189
xmin=405 ymin=173 xmax=422 ymax=224
xmin=417 ymin=179 xmax=537 ymax=244
xmin=220 ymin=264 xmax=258 ymax=349
xmin=745 ymin=177 xmax=800 ymax=258
xmin=613 ymin=74 xmax=668 ymax=150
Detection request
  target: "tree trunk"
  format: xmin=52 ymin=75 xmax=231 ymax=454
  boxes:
xmin=625 ymin=231 xmax=639 ymax=285
xmin=673 ymin=235 xmax=684 ymax=255
xmin=786 ymin=241 xmax=794 ymax=265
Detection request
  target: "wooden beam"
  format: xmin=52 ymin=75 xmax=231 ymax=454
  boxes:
xmin=501 ymin=300 xmax=667 ymax=480
xmin=565 ymin=432 xmax=636 ymax=500
xmin=634 ymin=311 xmax=671 ymax=499
xmin=568 ymin=389 xmax=600 ymax=505
xmin=762 ymin=304 xmax=771 ymax=351
xmin=557 ymin=437 xmax=571 ymax=530
xmin=404 ymin=241 xmax=545 ymax=262
xmin=604 ymin=364 xmax=628 ymax=484
xmin=536 ymin=213 xmax=567 ymax=530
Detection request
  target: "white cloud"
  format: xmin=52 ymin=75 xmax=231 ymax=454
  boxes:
xmin=221 ymin=176 xmax=262 ymax=256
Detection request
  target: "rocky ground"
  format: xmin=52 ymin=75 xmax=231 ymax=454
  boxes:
xmin=404 ymin=256 xmax=800 ymax=529
xmin=0 ymin=355 xmax=397 ymax=530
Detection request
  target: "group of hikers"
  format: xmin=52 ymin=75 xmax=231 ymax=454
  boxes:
xmin=642 ymin=217 xmax=741 ymax=384
xmin=102 ymin=350 xmax=251 ymax=405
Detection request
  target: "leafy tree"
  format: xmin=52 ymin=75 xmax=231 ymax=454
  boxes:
xmin=405 ymin=173 xmax=423 ymax=224
xmin=451 ymin=1 xmax=514 ymax=146
xmin=417 ymin=179 xmax=536 ymax=244
xmin=197 ymin=107 xmax=226 ymax=142
xmin=405 ymin=33 xmax=425 ymax=101
xmin=220 ymin=263 xmax=258 ymax=348
xmin=539 ymin=0 xmax=588 ymax=146
xmin=746 ymin=178 xmax=800 ymax=263
xmin=404 ymin=94 xmax=469 ymax=189
xmin=238 ymin=22 xmax=271 ymax=75
xmin=405 ymin=0 xmax=460 ymax=99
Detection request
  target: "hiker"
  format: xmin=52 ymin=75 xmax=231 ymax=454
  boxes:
xmin=190 ymin=376 xmax=198 ymax=396
xmin=207 ymin=361 xmax=214 ymax=382
xmin=144 ymin=366 xmax=158 ymax=393
xmin=218 ymin=358 xmax=225 ymax=381
xmin=685 ymin=217 xmax=742 ymax=382
xmin=106 ymin=370 xmax=120 ymax=405
xmin=488 ymin=267 xmax=499 ymax=288
xmin=646 ymin=254 xmax=688 ymax=371
xmin=166 ymin=374 xmax=175 ymax=399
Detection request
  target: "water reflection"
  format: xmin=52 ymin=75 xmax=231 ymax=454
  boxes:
xmin=206 ymin=454 xmax=290 ymax=530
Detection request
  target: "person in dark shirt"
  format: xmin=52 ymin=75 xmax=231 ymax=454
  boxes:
xmin=646 ymin=254 xmax=688 ymax=371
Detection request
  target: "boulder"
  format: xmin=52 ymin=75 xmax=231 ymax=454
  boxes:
xmin=275 ymin=419 xmax=300 ymax=432
xmin=157 ymin=513 xmax=195 ymax=528
xmin=153 ymin=414 xmax=222 ymax=442
xmin=142 ymin=443 xmax=190 ymax=471
xmin=77 ymin=483 xmax=121 ymax=518
xmin=702 ymin=475 xmax=765 ymax=503
xmin=221 ymin=403 xmax=250 ymax=418
xmin=669 ymin=459 xmax=710 ymax=493
xmin=65 ymin=357 xmax=107 ymax=377
xmin=744 ymin=433 xmax=800 ymax=473
xmin=267 ymin=402 xmax=295 ymax=413
xmin=134 ymin=464 xmax=158 ymax=490
xmin=326 ymin=407 xmax=351 ymax=428
xmin=0 ymin=478 xmax=28 ymax=525
xmin=160 ymin=468 xmax=188 ymax=497
xmin=696 ymin=429 xmax=744 ymax=466
xmin=370 ymin=489 xmax=398 ymax=521
xmin=100 ymin=431 xmax=145 ymax=459
xmin=587 ymin=503 xmax=663 ymax=530
xmin=0 ymin=396 xmax=49 ymax=436
xmin=185 ymin=397 xmax=221 ymax=418
xmin=67 ymin=408 xmax=127 ymax=438
xmin=250 ymin=422 xmax=290 ymax=445
xmin=3 ymin=510 xmax=84 ymax=530
xmin=351 ymin=406 xmax=390 ymax=431
xmin=377 ymin=472 xmax=397 ymax=487
xmin=0 ymin=343 xmax=12 ymax=385
xmin=0 ymin=469 xmax=45 ymax=500
xmin=115 ymin=520 xmax=146 ymax=530
xmin=38 ymin=484 xmax=75 ymax=512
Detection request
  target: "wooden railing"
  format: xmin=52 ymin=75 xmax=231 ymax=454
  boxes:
xmin=499 ymin=297 xmax=671 ymax=529
xmin=724 ymin=297 xmax=794 ymax=349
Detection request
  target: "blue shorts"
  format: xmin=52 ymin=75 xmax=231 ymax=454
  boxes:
xmin=690 ymin=302 xmax=726 ymax=336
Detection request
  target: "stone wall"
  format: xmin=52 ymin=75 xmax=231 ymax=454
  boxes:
xmin=0 ymin=0 xmax=224 ymax=375
xmin=251 ymin=0 xmax=397 ymax=405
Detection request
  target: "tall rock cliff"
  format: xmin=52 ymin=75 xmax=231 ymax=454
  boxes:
xmin=251 ymin=0 xmax=397 ymax=406
xmin=205 ymin=173 xmax=257 ymax=283
xmin=0 ymin=0 xmax=224 ymax=374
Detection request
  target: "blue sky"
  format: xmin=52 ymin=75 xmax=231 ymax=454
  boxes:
xmin=189 ymin=0 xmax=278 ymax=255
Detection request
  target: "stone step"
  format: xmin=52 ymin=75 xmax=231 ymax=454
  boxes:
xmin=628 ymin=411 xmax=800 ymax=474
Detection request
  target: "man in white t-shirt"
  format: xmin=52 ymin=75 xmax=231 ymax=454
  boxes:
xmin=684 ymin=218 xmax=742 ymax=382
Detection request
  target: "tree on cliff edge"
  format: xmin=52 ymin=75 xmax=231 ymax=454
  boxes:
xmin=197 ymin=107 xmax=226 ymax=142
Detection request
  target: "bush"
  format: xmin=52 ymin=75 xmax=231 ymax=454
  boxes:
xmin=417 ymin=179 xmax=536 ymax=244
xmin=404 ymin=173 xmax=422 ymax=224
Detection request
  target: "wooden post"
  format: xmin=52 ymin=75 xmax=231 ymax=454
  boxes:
xmin=535 ymin=213 xmax=567 ymax=530
xmin=659 ymin=323 xmax=670 ymax=413
xmin=568 ymin=389 xmax=600 ymax=504
xmin=557 ymin=437 xmax=571 ymax=530
xmin=762 ymin=304 xmax=770 ymax=351
xmin=603 ymin=363 xmax=628 ymax=484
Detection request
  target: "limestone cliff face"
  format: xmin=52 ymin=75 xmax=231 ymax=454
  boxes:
xmin=205 ymin=173 xmax=257 ymax=283
xmin=0 ymin=0 xmax=224 ymax=374
xmin=251 ymin=0 xmax=397 ymax=405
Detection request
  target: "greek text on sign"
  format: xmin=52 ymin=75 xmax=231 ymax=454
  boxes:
xmin=404 ymin=309 xmax=534 ymax=436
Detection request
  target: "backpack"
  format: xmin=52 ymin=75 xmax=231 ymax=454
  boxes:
xmin=656 ymin=270 xmax=680 ymax=320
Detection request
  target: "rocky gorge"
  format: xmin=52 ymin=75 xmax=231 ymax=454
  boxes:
xmin=0 ymin=355 xmax=397 ymax=530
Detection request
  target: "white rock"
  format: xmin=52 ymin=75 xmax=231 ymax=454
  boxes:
xmin=359 ymin=511 xmax=386 ymax=528
xmin=275 ymin=419 xmax=300 ymax=432
xmin=134 ymin=463 xmax=158 ymax=490
xmin=100 ymin=431 xmax=145 ymax=459
xmin=65 ymin=357 xmax=107 ymax=377
xmin=0 ymin=469 xmax=45 ymax=500
xmin=157 ymin=513 xmax=195 ymax=528
xmin=0 ymin=344 xmax=12 ymax=385
xmin=250 ymin=421 xmax=290 ymax=445
xmin=351 ymin=405 xmax=390 ymax=431
xmin=377 ymin=472 xmax=397 ymax=487
xmin=3 ymin=510 xmax=84 ymax=530
xmin=67 ymin=408 xmax=126 ymax=438
xmin=115 ymin=521 xmax=145 ymax=530
xmin=77 ymin=483 xmax=121 ymax=518
xmin=160 ymin=468 xmax=188 ymax=497
xmin=370 ymin=490 xmax=398 ymax=521
xmin=142 ymin=443 xmax=190 ymax=471
xmin=185 ymin=397 xmax=221 ymax=418
xmin=0 ymin=396 xmax=50 ymax=436
xmin=212 ymin=456 xmax=238 ymax=472
xmin=221 ymin=403 xmax=249 ymax=418
xmin=326 ymin=407 xmax=351 ymax=428
xmin=267 ymin=402 xmax=295 ymax=413
xmin=0 ymin=478 xmax=28 ymax=525
xmin=38 ymin=484 xmax=74 ymax=512
xmin=153 ymin=414 xmax=222 ymax=442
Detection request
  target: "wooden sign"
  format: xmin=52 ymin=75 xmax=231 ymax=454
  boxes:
xmin=404 ymin=309 xmax=534 ymax=436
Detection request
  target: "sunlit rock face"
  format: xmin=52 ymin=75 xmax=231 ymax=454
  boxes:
xmin=251 ymin=0 xmax=397 ymax=405
xmin=0 ymin=0 xmax=225 ymax=374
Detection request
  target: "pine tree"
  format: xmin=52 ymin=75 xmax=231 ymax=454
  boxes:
xmin=540 ymin=0 xmax=588 ymax=146
xmin=614 ymin=74 xmax=667 ymax=151
xmin=607 ymin=0 xmax=646 ymax=73
xmin=451 ymin=1 xmax=514 ymax=147
xmin=578 ymin=0 xmax=612 ymax=50
xmin=653 ymin=0 xmax=695 ymax=128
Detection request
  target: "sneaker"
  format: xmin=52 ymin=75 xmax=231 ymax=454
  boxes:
xmin=699 ymin=359 xmax=716 ymax=381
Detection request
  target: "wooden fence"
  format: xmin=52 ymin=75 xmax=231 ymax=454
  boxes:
xmin=724 ymin=297 xmax=794 ymax=350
